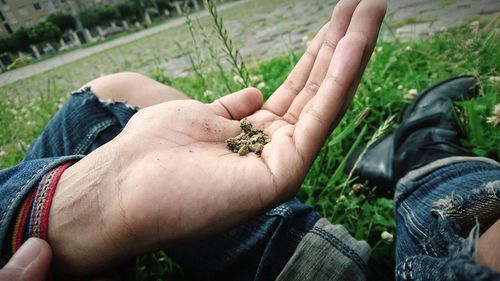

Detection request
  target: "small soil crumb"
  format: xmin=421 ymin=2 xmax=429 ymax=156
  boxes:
xmin=226 ymin=119 xmax=271 ymax=156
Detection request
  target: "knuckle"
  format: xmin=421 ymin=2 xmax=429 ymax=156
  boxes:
xmin=306 ymin=106 xmax=327 ymax=126
xmin=283 ymin=79 xmax=301 ymax=93
xmin=304 ymin=80 xmax=321 ymax=95
xmin=322 ymin=39 xmax=336 ymax=51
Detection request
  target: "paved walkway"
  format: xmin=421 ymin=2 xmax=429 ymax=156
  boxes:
xmin=0 ymin=0 xmax=498 ymax=88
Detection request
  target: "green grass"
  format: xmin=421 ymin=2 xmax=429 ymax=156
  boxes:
xmin=141 ymin=17 xmax=500 ymax=280
xmin=0 ymin=8 xmax=498 ymax=281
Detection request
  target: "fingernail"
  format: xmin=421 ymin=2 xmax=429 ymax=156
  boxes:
xmin=5 ymin=238 xmax=42 ymax=269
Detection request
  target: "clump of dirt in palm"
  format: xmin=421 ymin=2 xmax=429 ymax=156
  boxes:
xmin=226 ymin=119 xmax=271 ymax=156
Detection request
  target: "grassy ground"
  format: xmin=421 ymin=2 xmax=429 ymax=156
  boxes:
xmin=142 ymin=16 xmax=499 ymax=280
xmin=0 ymin=7 xmax=498 ymax=281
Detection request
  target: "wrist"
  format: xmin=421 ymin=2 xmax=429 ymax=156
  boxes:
xmin=48 ymin=138 xmax=134 ymax=276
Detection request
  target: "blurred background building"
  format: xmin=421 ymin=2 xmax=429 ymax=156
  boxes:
xmin=0 ymin=0 xmax=122 ymax=37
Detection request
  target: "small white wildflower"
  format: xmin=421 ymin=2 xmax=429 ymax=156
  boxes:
xmin=381 ymin=231 xmax=394 ymax=243
xmin=486 ymin=104 xmax=500 ymax=127
xmin=203 ymin=90 xmax=213 ymax=98
xmin=439 ymin=26 xmax=448 ymax=32
xmin=470 ymin=21 xmax=480 ymax=34
xmin=489 ymin=76 xmax=500 ymax=83
xmin=339 ymin=195 xmax=347 ymax=201
xmin=352 ymin=183 xmax=364 ymax=193
xmin=250 ymin=75 xmax=263 ymax=84
xmin=257 ymin=82 xmax=266 ymax=89
xmin=404 ymin=89 xmax=418 ymax=100
xmin=233 ymin=75 xmax=244 ymax=85
xmin=494 ymin=104 xmax=500 ymax=115
xmin=376 ymin=46 xmax=383 ymax=53
xmin=397 ymin=85 xmax=404 ymax=90
xmin=374 ymin=86 xmax=382 ymax=93
xmin=0 ymin=149 xmax=5 ymax=157
xmin=405 ymin=45 xmax=412 ymax=51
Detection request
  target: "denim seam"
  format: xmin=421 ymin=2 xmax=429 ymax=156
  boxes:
xmin=310 ymin=226 xmax=368 ymax=273
xmin=400 ymin=201 xmax=428 ymax=240
xmin=399 ymin=201 xmax=442 ymax=257
xmin=0 ymin=164 xmax=45 ymax=226
xmin=73 ymin=120 xmax=117 ymax=155
xmin=399 ymin=156 xmax=499 ymax=186
xmin=396 ymin=161 xmax=498 ymax=207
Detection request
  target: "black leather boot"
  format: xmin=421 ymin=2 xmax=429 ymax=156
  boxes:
xmin=345 ymin=75 xmax=480 ymax=194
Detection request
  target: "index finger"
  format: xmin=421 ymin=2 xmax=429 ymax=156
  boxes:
xmin=293 ymin=33 xmax=367 ymax=166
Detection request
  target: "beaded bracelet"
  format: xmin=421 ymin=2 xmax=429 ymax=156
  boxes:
xmin=11 ymin=162 xmax=73 ymax=253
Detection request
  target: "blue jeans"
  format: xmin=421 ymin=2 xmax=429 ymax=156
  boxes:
xmin=395 ymin=157 xmax=500 ymax=281
xmin=0 ymin=88 xmax=369 ymax=281
xmin=0 ymin=87 xmax=498 ymax=280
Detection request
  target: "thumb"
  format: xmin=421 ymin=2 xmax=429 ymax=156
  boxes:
xmin=210 ymin=87 xmax=263 ymax=120
xmin=0 ymin=238 xmax=52 ymax=281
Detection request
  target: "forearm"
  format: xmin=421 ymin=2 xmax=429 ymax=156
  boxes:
xmin=48 ymin=138 xmax=136 ymax=276
xmin=476 ymin=219 xmax=500 ymax=273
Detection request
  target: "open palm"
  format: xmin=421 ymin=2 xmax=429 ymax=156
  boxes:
xmin=48 ymin=0 xmax=387 ymax=275
xmin=117 ymin=0 xmax=387 ymax=249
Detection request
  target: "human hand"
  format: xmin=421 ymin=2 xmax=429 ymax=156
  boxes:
xmin=0 ymin=238 xmax=52 ymax=281
xmin=48 ymin=0 xmax=386 ymax=276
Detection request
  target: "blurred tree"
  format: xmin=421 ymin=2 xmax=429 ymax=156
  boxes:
xmin=155 ymin=0 xmax=174 ymax=12
xmin=9 ymin=28 xmax=32 ymax=52
xmin=0 ymin=37 xmax=14 ymax=53
xmin=117 ymin=2 xmax=141 ymax=21
xmin=27 ymin=22 xmax=62 ymax=44
xmin=47 ymin=12 xmax=77 ymax=31
xmin=98 ymin=5 xmax=120 ymax=22
xmin=79 ymin=5 xmax=120 ymax=28
xmin=79 ymin=9 xmax=101 ymax=28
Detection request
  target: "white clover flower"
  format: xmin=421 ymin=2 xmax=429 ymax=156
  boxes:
xmin=376 ymin=46 xmax=383 ymax=53
xmin=470 ymin=21 xmax=480 ymax=34
xmin=489 ymin=76 xmax=500 ymax=83
xmin=404 ymin=89 xmax=418 ymax=100
xmin=397 ymin=85 xmax=404 ymax=90
xmin=405 ymin=45 xmax=412 ymax=51
xmin=251 ymin=75 xmax=263 ymax=84
xmin=257 ymin=82 xmax=266 ymax=89
xmin=203 ymin=90 xmax=213 ymax=98
xmin=233 ymin=75 xmax=244 ymax=85
xmin=486 ymin=104 xmax=500 ymax=127
xmin=381 ymin=231 xmax=394 ymax=242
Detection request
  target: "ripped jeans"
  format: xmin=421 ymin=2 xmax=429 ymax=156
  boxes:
xmin=1 ymin=87 xmax=499 ymax=280
xmin=395 ymin=157 xmax=500 ymax=281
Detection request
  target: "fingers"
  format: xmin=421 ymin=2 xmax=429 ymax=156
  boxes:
xmin=282 ymin=0 xmax=361 ymax=122
xmin=263 ymin=0 xmax=361 ymax=116
xmin=0 ymin=238 xmax=52 ymax=281
xmin=294 ymin=33 xmax=367 ymax=166
xmin=210 ymin=87 xmax=263 ymax=120
xmin=262 ymin=24 xmax=328 ymax=115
